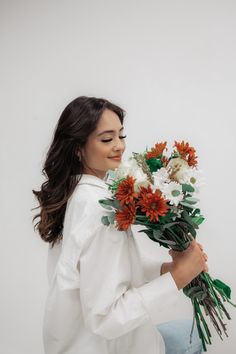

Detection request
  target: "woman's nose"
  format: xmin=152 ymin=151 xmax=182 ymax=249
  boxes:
xmin=113 ymin=138 xmax=125 ymax=151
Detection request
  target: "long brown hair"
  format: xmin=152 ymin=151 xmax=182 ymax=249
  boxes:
xmin=32 ymin=96 xmax=126 ymax=249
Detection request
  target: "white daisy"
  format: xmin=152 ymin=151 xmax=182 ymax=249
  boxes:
xmin=178 ymin=167 xmax=205 ymax=193
xmin=152 ymin=167 xmax=170 ymax=190
xmin=161 ymin=181 xmax=184 ymax=206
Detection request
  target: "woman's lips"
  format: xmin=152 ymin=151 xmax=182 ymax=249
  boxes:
xmin=109 ymin=156 xmax=121 ymax=161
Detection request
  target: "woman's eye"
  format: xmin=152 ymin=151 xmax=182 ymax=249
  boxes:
xmin=101 ymin=135 xmax=127 ymax=143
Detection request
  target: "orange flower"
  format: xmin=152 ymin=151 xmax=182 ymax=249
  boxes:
xmin=161 ymin=155 xmax=169 ymax=167
xmin=115 ymin=175 xmax=139 ymax=206
xmin=137 ymin=185 xmax=170 ymax=222
xmin=146 ymin=141 xmax=167 ymax=159
xmin=187 ymin=151 xmax=198 ymax=167
xmin=115 ymin=203 xmax=136 ymax=231
xmin=174 ymin=140 xmax=198 ymax=167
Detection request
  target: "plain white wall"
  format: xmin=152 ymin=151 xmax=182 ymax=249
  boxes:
xmin=1 ymin=0 xmax=235 ymax=353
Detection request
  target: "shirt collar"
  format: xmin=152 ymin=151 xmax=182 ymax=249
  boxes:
xmin=77 ymin=173 xmax=110 ymax=190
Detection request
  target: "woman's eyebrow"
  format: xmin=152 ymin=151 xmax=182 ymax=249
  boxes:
xmin=97 ymin=127 xmax=124 ymax=136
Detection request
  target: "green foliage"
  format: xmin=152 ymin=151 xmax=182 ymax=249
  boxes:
xmin=213 ymin=279 xmax=231 ymax=299
xmin=192 ymin=216 xmax=205 ymax=225
xmin=183 ymin=286 xmax=207 ymax=301
xmin=181 ymin=210 xmax=199 ymax=229
xmin=181 ymin=183 xmax=195 ymax=193
xmin=99 ymin=198 xmax=122 ymax=210
xmin=184 ymin=196 xmax=199 ymax=204
xmin=179 ymin=201 xmax=195 ymax=209
xmin=98 ymin=199 xmax=113 ymax=210
xmin=145 ymin=157 xmax=163 ymax=172
xmin=101 ymin=215 xmax=110 ymax=226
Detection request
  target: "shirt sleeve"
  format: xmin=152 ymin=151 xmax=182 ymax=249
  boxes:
xmin=139 ymin=251 xmax=163 ymax=282
xmin=73 ymin=192 xmax=180 ymax=340
xmin=131 ymin=226 xmax=163 ymax=282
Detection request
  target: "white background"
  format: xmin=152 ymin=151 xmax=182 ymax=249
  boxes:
xmin=1 ymin=0 xmax=235 ymax=353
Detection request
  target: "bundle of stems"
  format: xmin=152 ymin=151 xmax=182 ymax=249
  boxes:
xmin=134 ymin=211 xmax=235 ymax=352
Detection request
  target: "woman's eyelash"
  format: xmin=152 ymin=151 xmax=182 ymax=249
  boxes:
xmin=101 ymin=135 xmax=127 ymax=143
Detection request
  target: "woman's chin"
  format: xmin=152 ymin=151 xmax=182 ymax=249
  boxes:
xmin=108 ymin=160 xmax=122 ymax=169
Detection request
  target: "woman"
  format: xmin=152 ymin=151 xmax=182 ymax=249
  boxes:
xmin=32 ymin=96 xmax=207 ymax=354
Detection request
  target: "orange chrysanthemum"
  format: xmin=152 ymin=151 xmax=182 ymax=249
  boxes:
xmin=115 ymin=175 xmax=139 ymax=206
xmin=115 ymin=203 xmax=136 ymax=231
xmin=137 ymin=185 xmax=170 ymax=222
xmin=174 ymin=140 xmax=198 ymax=167
xmin=161 ymin=155 xmax=169 ymax=167
xmin=187 ymin=152 xmax=198 ymax=167
xmin=145 ymin=141 xmax=167 ymax=159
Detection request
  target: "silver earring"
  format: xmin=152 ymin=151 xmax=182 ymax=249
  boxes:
xmin=77 ymin=151 xmax=81 ymax=161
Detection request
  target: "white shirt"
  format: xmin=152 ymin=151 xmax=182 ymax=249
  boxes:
xmin=42 ymin=173 xmax=180 ymax=354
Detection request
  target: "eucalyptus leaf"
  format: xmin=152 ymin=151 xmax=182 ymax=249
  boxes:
xmin=108 ymin=212 xmax=116 ymax=224
xmin=181 ymin=210 xmax=199 ymax=229
xmin=184 ymin=286 xmax=202 ymax=297
xmin=98 ymin=199 xmax=115 ymax=210
xmin=153 ymin=236 xmax=176 ymax=246
xmin=191 ymin=290 xmax=207 ymax=301
xmin=101 ymin=215 xmax=110 ymax=226
xmin=162 ymin=221 xmax=181 ymax=230
xmin=179 ymin=201 xmax=195 ymax=209
xmin=153 ymin=229 xmax=163 ymax=238
xmin=184 ymin=197 xmax=199 ymax=204
xmin=181 ymin=183 xmax=195 ymax=193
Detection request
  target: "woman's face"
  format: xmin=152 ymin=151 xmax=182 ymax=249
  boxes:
xmin=80 ymin=108 xmax=126 ymax=179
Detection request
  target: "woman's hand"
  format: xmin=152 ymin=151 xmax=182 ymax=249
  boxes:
xmin=168 ymin=240 xmax=209 ymax=290
xmin=160 ymin=262 xmax=173 ymax=275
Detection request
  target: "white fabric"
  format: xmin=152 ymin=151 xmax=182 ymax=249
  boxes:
xmin=42 ymin=173 xmax=180 ymax=354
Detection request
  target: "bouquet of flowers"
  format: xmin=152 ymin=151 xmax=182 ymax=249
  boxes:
xmin=98 ymin=140 xmax=235 ymax=352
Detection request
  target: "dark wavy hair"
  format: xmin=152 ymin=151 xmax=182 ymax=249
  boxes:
xmin=32 ymin=96 xmax=126 ymax=249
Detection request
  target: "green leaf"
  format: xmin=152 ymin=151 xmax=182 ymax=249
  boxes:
xmin=112 ymin=199 xmax=123 ymax=210
xmin=191 ymin=208 xmax=201 ymax=216
xmin=183 ymin=286 xmax=202 ymax=297
xmin=107 ymin=212 xmax=116 ymax=224
xmin=181 ymin=183 xmax=195 ymax=193
xmin=181 ymin=210 xmax=199 ymax=229
xmin=191 ymin=216 xmax=205 ymax=225
xmin=101 ymin=215 xmax=110 ymax=226
xmin=107 ymin=177 xmax=126 ymax=192
xmin=155 ymin=238 xmax=176 ymax=246
xmin=145 ymin=157 xmax=163 ymax=172
xmin=212 ymin=279 xmax=231 ymax=299
xmin=138 ymin=228 xmax=159 ymax=243
xmin=152 ymin=229 xmax=176 ymax=245
xmin=153 ymin=229 xmax=163 ymax=238
xmin=162 ymin=221 xmax=181 ymax=230
xmin=184 ymin=197 xmax=199 ymax=205
xmin=98 ymin=199 xmax=114 ymax=210
xmin=192 ymin=290 xmax=207 ymax=301
xmin=179 ymin=201 xmax=195 ymax=209
xmin=99 ymin=198 xmax=123 ymax=210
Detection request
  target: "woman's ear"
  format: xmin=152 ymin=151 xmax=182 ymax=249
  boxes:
xmin=76 ymin=146 xmax=82 ymax=161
